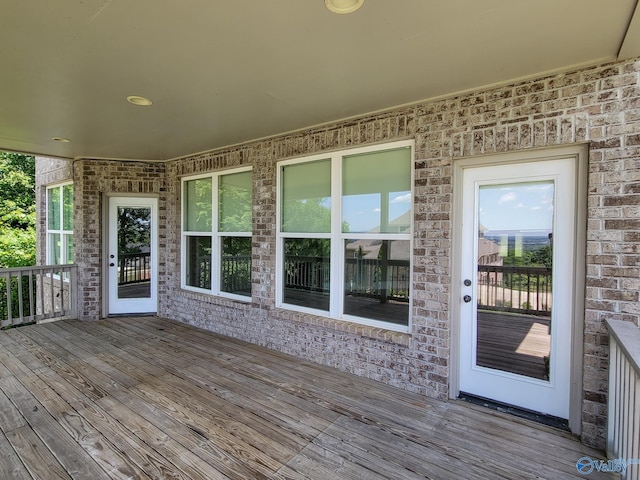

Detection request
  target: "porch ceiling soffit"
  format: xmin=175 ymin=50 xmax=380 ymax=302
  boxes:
xmin=1 ymin=0 xmax=638 ymax=162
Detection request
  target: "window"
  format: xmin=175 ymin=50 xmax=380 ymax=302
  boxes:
xmin=182 ymin=168 xmax=252 ymax=299
xmin=46 ymin=183 xmax=74 ymax=265
xmin=277 ymin=141 xmax=413 ymax=331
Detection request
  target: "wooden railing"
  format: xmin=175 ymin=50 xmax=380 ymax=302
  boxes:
xmin=477 ymin=265 xmax=552 ymax=315
xmin=0 ymin=264 xmax=78 ymax=328
xmin=606 ymin=319 xmax=640 ymax=479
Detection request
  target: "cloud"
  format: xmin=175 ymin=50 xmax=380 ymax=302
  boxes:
xmin=392 ymin=193 xmax=411 ymax=203
xmin=498 ymin=192 xmax=517 ymax=205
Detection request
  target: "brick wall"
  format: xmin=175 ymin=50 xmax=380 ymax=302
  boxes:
xmin=36 ymin=56 xmax=640 ymax=448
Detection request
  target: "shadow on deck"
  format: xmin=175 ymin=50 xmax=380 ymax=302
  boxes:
xmin=0 ymin=317 xmax=613 ymax=479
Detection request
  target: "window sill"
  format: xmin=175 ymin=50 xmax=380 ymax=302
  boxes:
xmin=275 ymin=307 xmax=411 ymax=346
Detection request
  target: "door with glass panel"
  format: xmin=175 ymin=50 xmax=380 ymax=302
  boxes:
xmin=108 ymin=197 xmax=157 ymax=314
xmin=457 ymin=156 xmax=580 ymax=420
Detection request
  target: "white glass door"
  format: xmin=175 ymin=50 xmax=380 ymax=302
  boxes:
xmin=458 ymin=156 xmax=578 ymax=419
xmin=108 ymin=197 xmax=158 ymax=315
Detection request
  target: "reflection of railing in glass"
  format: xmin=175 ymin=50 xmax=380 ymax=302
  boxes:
xmin=284 ymin=256 xmax=330 ymax=293
xmin=118 ymin=252 xmax=151 ymax=285
xmin=190 ymin=255 xmax=252 ymax=294
xmin=344 ymin=257 xmax=410 ymax=302
xmin=477 ymin=265 xmax=552 ymax=315
xmin=191 ymin=254 xmax=211 ymax=290
xmin=283 ymin=255 xmax=410 ymax=302
xmin=221 ymin=255 xmax=251 ymax=295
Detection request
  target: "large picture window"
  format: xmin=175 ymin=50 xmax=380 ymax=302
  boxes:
xmin=277 ymin=141 xmax=413 ymax=331
xmin=182 ymin=168 xmax=252 ymax=299
xmin=46 ymin=183 xmax=74 ymax=265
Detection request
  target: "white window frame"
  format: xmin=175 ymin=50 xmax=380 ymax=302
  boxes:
xmin=45 ymin=182 xmax=74 ymax=266
xmin=276 ymin=140 xmax=414 ymax=333
xmin=181 ymin=167 xmax=252 ymax=301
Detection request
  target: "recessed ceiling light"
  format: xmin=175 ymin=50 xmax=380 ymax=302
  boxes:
xmin=51 ymin=137 xmax=71 ymax=143
xmin=325 ymin=0 xmax=364 ymax=14
xmin=126 ymin=95 xmax=153 ymax=106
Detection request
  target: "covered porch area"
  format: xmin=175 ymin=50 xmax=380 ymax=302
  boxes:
xmin=0 ymin=317 xmax=613 ymax=479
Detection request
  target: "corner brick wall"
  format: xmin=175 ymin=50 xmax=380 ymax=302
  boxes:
xmin=35 ymin=56 xmax=640 ymax=449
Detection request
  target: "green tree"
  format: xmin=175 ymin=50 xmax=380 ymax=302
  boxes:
xmin=0 ymin=153 xmax=36 ymax=267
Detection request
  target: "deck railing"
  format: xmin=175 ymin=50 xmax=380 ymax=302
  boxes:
xmin=477 ymin=265 xmax=552 ymax=315
xmin=0 ymin=264 xmax=78 ymax=328
xmin=606 ymin=319 xmax=640 ymax=479
xmin=119 ymin=252 xmax=151 ymax=285
xmin=284 ymin=255 xmax=411 ymax=302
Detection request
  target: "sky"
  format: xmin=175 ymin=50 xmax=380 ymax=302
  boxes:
xmin=478 ymin=181 xmax=554 ymax=234
xmin=342 ymin=191 xmax=411 ymax=232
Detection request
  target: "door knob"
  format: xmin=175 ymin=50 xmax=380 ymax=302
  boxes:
xmin=464 ymin=279 xmax=472 ymax=286
xmin=109 ymin=263 xmax=115 ymax=267
xmin=463 ymin=295 xmax=472 ymax=303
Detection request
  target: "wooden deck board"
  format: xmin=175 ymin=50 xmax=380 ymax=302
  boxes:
xmin=0 ymin=317 xmax=616 ymax=479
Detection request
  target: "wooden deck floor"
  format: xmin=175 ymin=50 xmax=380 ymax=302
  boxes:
xmin=0 ymin=317 xmax=614 ymax=479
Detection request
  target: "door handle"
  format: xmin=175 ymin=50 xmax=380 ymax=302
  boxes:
xmin=463 ymin=295 xmax=472 ymax=303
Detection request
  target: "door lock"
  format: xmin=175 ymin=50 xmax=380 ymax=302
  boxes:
xmin=463 ymin=295 xmax=472 ymax=303
xmin=463 ymin=279 xmax=472 ymax=286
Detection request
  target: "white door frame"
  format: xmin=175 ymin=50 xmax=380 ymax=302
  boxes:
xmin=106 ymin=195 xmax=158 ymax=315
xmin=450 ymin=144 xmax=588 ymax=434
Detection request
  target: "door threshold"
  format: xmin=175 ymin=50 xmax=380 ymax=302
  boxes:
xmin=458 ymin=392 xmax=569 ymax=431
xmin=107 ymin=313 xmax=157 ymax=318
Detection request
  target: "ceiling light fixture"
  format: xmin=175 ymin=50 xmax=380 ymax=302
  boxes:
xmin=126 ymin=95 xmax=153 ymax=106
xmin=325 ymin=0 xmax=364 ymax=14
xmin=51 ymin=137 xmax=71 ymax=143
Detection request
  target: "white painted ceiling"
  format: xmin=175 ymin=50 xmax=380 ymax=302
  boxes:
xmin=1 ymin=0 xmax=639 ymax=161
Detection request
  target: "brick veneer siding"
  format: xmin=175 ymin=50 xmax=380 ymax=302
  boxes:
xmin=36 ymin=56 xmax=640 ymax=449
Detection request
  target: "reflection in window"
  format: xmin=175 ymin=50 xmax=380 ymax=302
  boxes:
xmin=281 ymin=160 xmax=331 ymax=233
xmin=182 ymin=169 xmax=252 ymax=298
xmin=185 ymin=236 xmax=212 ymax=290
xmin=344 ymin=239 xmax=410 ymax=324
xmin=278 ymin=142 xmax=413 ymax=329
xmin=221 ymin=236 xmax=251 ymax=296
xmin=342 ymin=148 xmax=411 ymax=233
xmin=46 ymin=184 xmax=74 ymax=265
xmin=184 ymin=177 xmax=212 ymax=232
xmin=283 ymin=238 xmax=331 ymax=311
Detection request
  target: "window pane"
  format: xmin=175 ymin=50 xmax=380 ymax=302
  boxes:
xmin=221 ymin=237 xmax=252 ymax=296
xmin=219 ymin=171 xmax=252 ymax=232
xmin=184 ymin=178 xmax=212 ymax=232
xmin=49 ymin=233 xmax=61 ymax=264
xmin=185 ymin=236 xmax=212 ymax=289
xmin=283 ymin=238 xmax=330 ymax=311
xmin=66 ymin=235 xmax=74 ymax=263
xmin=282 ymin=160 xmax=331 ymax=233
xmin=342 ymin=147 xmax=411 ymax=233
xmin=47 ymin=187 xmax=61 ymax=230
xmin=343 ymin=239 xmax=410 ymax=325
xmin=62 ymin=184 xmax=74 ymax=230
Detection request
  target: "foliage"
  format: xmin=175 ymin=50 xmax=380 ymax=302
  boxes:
xmin=117 ymin=208 xmax=151 ymax=254
xmin=0 ymin=153 xmax=36 ymax=267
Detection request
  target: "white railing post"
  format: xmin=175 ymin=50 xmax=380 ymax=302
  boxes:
xmin=606 ymin=319 xmax=640 ymax=480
